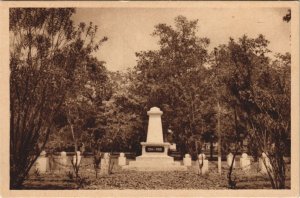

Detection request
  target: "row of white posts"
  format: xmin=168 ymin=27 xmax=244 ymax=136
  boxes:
xmin=183 ymin=153 xmax=209 ymax=174
xmin=181 ymin=152 xmax=271 ymax=174
xmin=34 ymin=151 xmax=81 ymax=174
xmin=226 ymin=153 xmax=251 ymax=171
xmin=226 ymin=152 xmax=271 ymax=173
xmin=35 ymin=151 xmax=272 ymax=175
xmin=34 ymin=151 xmax=115 ymax=174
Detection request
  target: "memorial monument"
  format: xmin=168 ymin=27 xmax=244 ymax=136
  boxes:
xmin=123 ymin=107 xmax=187 ymax=171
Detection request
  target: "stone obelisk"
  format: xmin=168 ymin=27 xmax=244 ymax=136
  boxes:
xmin=146 ymin=107 xmax=164 ymax=143
xmin=124 ymin=107 xmax=187 ymax=171
xmin=140 ymin=107 xmax=171 ymax=156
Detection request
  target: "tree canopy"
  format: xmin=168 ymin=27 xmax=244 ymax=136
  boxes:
xmin=9 ymin=8 xmax=108 ymax=188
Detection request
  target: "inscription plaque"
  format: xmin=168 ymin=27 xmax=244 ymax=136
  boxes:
xmin=145 ymin=146 xmax=164 ymax=153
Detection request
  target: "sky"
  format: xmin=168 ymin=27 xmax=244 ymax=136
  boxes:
xmin=72 ymin=8 xmax=291 ymax=72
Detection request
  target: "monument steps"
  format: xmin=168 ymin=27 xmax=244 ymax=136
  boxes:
xmin=129 ymin=159 xmax=179 ymax=166
xmin=122 ymin=164 xmax=187 ymax=171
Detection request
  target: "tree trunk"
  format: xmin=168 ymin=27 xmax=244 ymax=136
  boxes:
xmin=210 ymin=140 xmax=213 ymax=159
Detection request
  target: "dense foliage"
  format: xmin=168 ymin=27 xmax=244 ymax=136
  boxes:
xmin=9 ymin=8 xmax=108 ymax=188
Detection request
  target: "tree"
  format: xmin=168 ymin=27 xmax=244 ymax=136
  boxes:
xmin=9 ymin=8 xmax=107 ymax=188
xmin=131 ymin=16 xmax=211 ymax=157
xmin=94 ymin=71 xmax=144 ymax=154
xmin=214 ymin=35 xmax=290 ymax=189
xmin=47 ymin=56 xmax=112 ymax=153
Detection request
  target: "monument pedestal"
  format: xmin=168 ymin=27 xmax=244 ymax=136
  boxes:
xmin=123 ymin=107 xmax=187 ymax=171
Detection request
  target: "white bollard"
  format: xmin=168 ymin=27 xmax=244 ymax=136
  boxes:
xmin=35 ymin=150 xmax=47 ymax=174
xmin=260 ymin=152 xmax=272 ymax=174
xmin=72 ymin=151 xmax=81 ymax=166
xmin=60 ymin=151 xmax=67 ymax=170
xmin=240 ymin=153 xmax=251 ymax=171
xmin=227 ymin=153 xmax=236 ymax=168
xmin=198 ymin=153 xmax=209 ymax=174
xmin=118 ymin=152 xmax=126 ymax=166
xmin=183 ymin=154 xmax=192 ymax=166
xmin=100 ymin=152 xmax=110 ymax=175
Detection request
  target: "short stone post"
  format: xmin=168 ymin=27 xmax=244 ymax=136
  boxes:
xmin=118 ymin=152 xmax=126 ymax=166
xmin=260 ymin=152 xmax=272 ymax=174
xmin=183 ymin=154 xmax=192 ymax=166
xmin=100 ymin=152 xmax=110 ymax=175
xmin=169 ymin=144 xmax=176 ymax=151
xmin=60 ymin=151 xmax=67 ymax=171
xmin=240 ymin=153 xmax=251 ymax=171
xmin=35 ymin=150 xmax=47 ymax=174
xmin=227 ymin=153 xmax=236 ymax=168
xmin=198 ymin=153 xmax=209 ymax=175
xmin=72 ymin=151 xmax=81 ymax=167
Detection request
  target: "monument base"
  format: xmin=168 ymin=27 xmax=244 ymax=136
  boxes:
xmin=123 ymin=142 xmax=187 ymax=171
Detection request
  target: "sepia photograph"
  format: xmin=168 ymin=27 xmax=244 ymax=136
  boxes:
xmin=0 ymin=1 xmax=299 ymax=197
